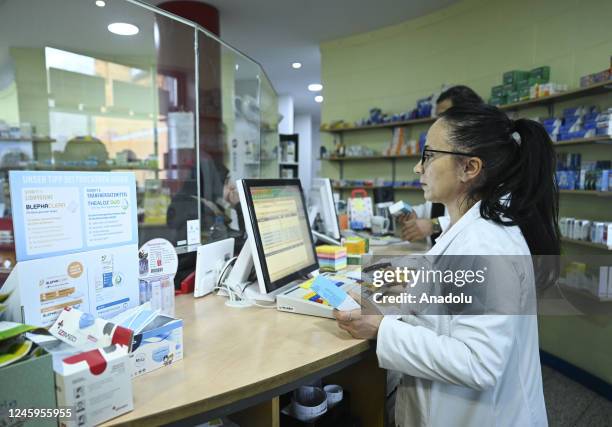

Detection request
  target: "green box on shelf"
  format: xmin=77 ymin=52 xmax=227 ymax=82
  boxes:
xmin=530 ymin=66 xmax=550 ymax=82
xmin=489 ymin=95 xmax=507 ymax=106
xmin=0 ymin=351 xmax=57 ymax=427
xmin=502 ymin=83 xmax=516 ymax=94
xmin=506 ymin=91 xmax=519 ymax=104
xmin=491 ymin=84 xmax=505 ymax=97
xmin=518 ymin=86 xmax=531 ymax=101
xmin=517 ymin=80 xmax=530 ymax=91
xmin=503 ymin=70 xmax=530 ymax=85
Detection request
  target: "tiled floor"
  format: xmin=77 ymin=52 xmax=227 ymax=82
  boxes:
xmin=542 ymin=364 xmax=612 ymax=427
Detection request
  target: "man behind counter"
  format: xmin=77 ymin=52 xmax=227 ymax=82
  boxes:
xmin=400 ymin=85 xmax=484 ymax=244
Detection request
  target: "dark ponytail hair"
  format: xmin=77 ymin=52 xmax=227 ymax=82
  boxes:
xmin=439 ymin=104 xmax=560 ymax=255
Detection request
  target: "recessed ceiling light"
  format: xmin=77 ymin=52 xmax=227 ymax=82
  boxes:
xmin=315 ymin=95 xmax=323 ymax=103
xmin=108 ymin=22 xmax=140 ymax=36
xmin=308 ymin=83 xmax=323 ymax=92
xmin=291 ymin=62 xmax=302 ymax=69
xmin=95 ymin=0 xmax=106 ymax=7
xmin=235 ymin=64 xmax=239 ymax=70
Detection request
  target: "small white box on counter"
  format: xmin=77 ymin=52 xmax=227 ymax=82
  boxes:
xmin=129 ymin=314 xmax=183 ymax=378
xmin=55 ymin=345 xmax=133 ymax=427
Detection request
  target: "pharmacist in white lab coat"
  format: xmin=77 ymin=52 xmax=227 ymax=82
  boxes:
xmin=334 ymin=103 xmax=560 ymax=427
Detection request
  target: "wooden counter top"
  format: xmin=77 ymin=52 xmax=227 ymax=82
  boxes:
xmin=103 ymin=293 xmax=373 ymax=426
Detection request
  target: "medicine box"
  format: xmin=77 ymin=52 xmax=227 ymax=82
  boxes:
xmin=129 ymin=314 xmax=183 ymax=378
xmin=55 ymin=345 xmax=133 ymax=427
xmin=0 ymin=350 xmax=56 ymax=427
xmin=388 ymin=200 xmax=413 ymax=217
xmin=503 ymin=70 xmax=530 ymax=85
xmin=530 ymin=66 xmax=550 ymax=83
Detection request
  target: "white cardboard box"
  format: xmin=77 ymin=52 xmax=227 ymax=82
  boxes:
xmin=130 ymin=315 xmax=183 ymax=378
xmin=55 ymin=345 xmax=133 ymax=427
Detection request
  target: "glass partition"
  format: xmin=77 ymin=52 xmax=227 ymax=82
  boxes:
xmin=260 ymin=72 xmax=281 ymax=179
xmin=0 ymin=0 xmax=278 ymax=279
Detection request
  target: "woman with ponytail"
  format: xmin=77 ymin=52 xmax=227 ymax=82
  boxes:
xmin=334 ymin=103 xmax=557 ymax=426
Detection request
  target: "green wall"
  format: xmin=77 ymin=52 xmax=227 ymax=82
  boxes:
xmin=320 ymin=0 xmax=612 ymax=383
xmin=0 ymin=81 xmax=19 ymax=124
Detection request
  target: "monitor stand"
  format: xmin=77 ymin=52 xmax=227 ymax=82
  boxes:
xmin=312 ymin=230 xmax=341 ymax=246
xmin=309 ymin=205 xmax=341 ymax=246
xmin=224 ymin=242 xmax=300 ymax=307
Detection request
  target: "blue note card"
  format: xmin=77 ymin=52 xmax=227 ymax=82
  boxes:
xmin=311 ymin=276 xmax=360 ymax=311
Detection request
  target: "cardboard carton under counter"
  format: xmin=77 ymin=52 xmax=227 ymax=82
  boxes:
xmin=55 ymin=345 xmax=133 ymax=427
xmin=129 ymin=314 xmax=183 ymax=378
xmin=0 ymin=350 xmax=56 ymax=427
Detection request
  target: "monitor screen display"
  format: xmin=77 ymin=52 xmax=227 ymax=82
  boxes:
xmin=241 ymin=179 xmax=319 ymax=292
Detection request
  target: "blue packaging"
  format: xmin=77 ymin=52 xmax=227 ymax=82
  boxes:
xmin=600 ymin=170 xmax=610 ymax=192
xmin=563 ymin=107 xmax=582 ymax=117
xmin=557 ymin=170 xmax=578 ymax=190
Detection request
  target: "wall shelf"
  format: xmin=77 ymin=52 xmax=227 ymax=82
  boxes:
xmin=559 ymin=190 xmax=612 ymax=197
xmin=0 ymin=137 xmax=55 ymax=143
xmin=499 ymin=80 xmax=612 ymax=111
xmin=332 ymin=184 xmax=422 ymax=191
xmin=321 ymin=116 xmax=435 ymax=133
xmin=324 ymin=154 xmax=420 ymax=161
xmin=561 ymin=237 xmax=609 ymax=250
xmin=553 ymin=136 xmax=612 ymax=146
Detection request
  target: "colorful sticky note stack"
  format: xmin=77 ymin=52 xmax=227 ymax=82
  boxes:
xmin=343 ymin=236 xmax=368 ymax=255
xmin=316 ymin=245 xmax=347 ymax=272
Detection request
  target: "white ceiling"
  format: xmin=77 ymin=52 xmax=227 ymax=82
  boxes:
xmin=145 ymin=0 xmax=458 ymax=118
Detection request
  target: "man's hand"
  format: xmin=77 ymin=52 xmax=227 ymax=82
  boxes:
xmin=397 ymin=211 xmax=417 ymax=224
xmin=401 ymin=218 xmax=434 ymax=241
xmin=223 ymin=182 xmax=240 ymax=206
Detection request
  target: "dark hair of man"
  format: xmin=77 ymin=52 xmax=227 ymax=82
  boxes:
xmin=439 ymin=104 xmax=560 ymax=256
xmin=437 ymin=85 xmax=484 ymax=107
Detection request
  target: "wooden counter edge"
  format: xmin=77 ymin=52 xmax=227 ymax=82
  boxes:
xmin=103 ymin=341 xmax=374 ymax=426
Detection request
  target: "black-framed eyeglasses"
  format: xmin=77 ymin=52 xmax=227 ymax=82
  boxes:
xmin=420 ymin=147 xmax=475 ymax=168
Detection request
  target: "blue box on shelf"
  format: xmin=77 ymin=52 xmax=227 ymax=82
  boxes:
xmin=556 ymin=170 xmax=577 ymax=190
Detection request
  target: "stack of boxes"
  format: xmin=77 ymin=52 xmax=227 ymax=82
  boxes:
xmin=342 ymin=236 xmax=368 ymax=265
xmin=353 ymin=97 xmax=433 ymax=127
xmin=556 ymin=150 xmax=612 ymax=192
xmin=579 ymin=56 xmax=612 ymax=87
xmin=489 ymin=66 xmax=565 ymax=105
xmin=383 ymin=128 xmax=423 ymax=156
xmin=316 ymin=245 xmax=347 ymax=272
xmin=596 ymin=107 xmax=612 ymax=136
xmin=542 ymin=106 xmax=611 ymax=142
xmin=564 ymin=262 xmax=612 ymax=301
xmin=560 ymin=217 xmax=612 ymax=248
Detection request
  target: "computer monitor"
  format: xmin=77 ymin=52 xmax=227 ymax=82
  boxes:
xmin=232 ymin=179 xmax=319 ymax=299
xmin=309 ymin=178 xmax=341 ymax=242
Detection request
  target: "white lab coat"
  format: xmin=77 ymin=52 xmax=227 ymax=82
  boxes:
xmin=377 ymin=201 xmax=548 ymax=427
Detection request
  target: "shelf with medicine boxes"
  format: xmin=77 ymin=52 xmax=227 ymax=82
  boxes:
xmin=320 ymin=116 xmax=435 ymax=133
xmin=561 ymin=237 xmax=610 ymax=251
xmin=332 ymin=184 xmax=422 ymax=192
xmin=324 ymin=154 xmax=420 ymax=161
xmin=553 ymin=136 xmax=612 ymax=146
xmin=0 ymin=164 xmax=162 ymax=172
xmin=559 ymin=190 xmax=612 ymax=197
xmin=0 ymin=137 xmax=55 ymax=143
xmin=278 ymin=133 xmax=299 ymax=178
xmin=499 ymin=80 xmax=612 ymax=111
